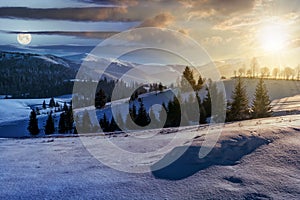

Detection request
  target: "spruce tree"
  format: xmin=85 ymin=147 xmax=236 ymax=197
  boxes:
xmin=65 ymin=105 xmax=74 ymax=132
xmin=195 ymin=75 xmax=205 ymax=91
xmin=28 ymin=109 xmax=39 ymax=136
xmin=251 ymin=78 xmax=272 ymax=118
xmin=202 ymin=86 xmax=212 ymax=118
xmin=99 ymin=113 xmax=110 ymax=132
xmin=181 ymin=66 xmax=196 ymax=92
xmin=45 ymin=112 xmax=55 ymax=134
xmin=227 ymin=77 xmax=250 ymax=121
xmin=108 ymin=117 xmax=121 ymax=132
xmin=196 ymin=93 xmax=207 ymax=124
xmin=42 ymin=100 xmax=46 ymax=109
xmin=135 ymin=100 xmax=150 ymax=127
xmin=49 ymin=97 xmax=55 ymax=108
xmin=55 ymin=102 xmax=59 ymax=108
xmin=158 ymin=82 xmax=164 ymax=92
xmin=63 ymin=102 xmax=68 ymax=112
xmin=166 ymin=97 xmax=181 ymax=127
xmin=131 ymin=103 xmax=137 ymax=121
xmin=58 ymin=112 xmax=66 ymax=133
xmin=95 ymin=89 xmax=106 ymax=109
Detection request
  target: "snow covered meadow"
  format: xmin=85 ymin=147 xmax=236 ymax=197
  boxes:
xmin=0 ymin=78 xmax=299 ymax=199
xmin=0 ymin=114 xmax=299 ymax=199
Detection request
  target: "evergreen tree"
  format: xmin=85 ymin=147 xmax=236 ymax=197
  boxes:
xmin=158 ymin=82 xmax=164 ymax=92
xmin=251 ymin=78 xmax=272 ymax=118
xmin=131 ymin=103 xmax=137 ymax=121
xmin=49 ymin=97 xmax=55 ymax=108
xmin=199 ymin=103 xmax=207 ymax=124
xmin=227 ymin=77 xmax=250 ymax=121
xmin=135 ymin=100 xmax=150 ymax=127
xmin=99 ymin=113 xmax=110 ymax=132
xmin=165 ymin=97 xmax=181 ymax=127
xmin=55 ymin=102 xmax=60 ymax=108
xmin=65 ymin=105 xmax=74 ymax=132
xmin=58 ymin=112 xmax=66 ymax=133
xmin=195 ymin=75 xmax=205 ymax=91
xmin=181 ymin=66 xmax=196 ymax=92
xmin=45 ymin=112 xmax=55 ymax=135
xmin=95 ymin=89 xmax=106 ymax=109
xmin=28 ymin=109 xmax=39 ymax=136
xmin=108 ymin=117 xmax=121 ymax=132
xmin=202 ymin=86 xmax=212 ymax=118
xmin=63 ymin=102 xmax=68 ymax=112
xmin=42 ymin=100 xmax=46 ymax=109
xmin=196 ymin=93 xmax=207 ymax=124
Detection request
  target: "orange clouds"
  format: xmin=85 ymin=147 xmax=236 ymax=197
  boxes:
xmin=138 ymin=13 xmax=175 ymax=28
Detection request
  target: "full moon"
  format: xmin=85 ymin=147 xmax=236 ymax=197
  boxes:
xmin=17 ymin=33 xmax=32 ymax=45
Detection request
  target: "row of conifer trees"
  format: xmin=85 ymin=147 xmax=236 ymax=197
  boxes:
xmin=28 ymin=67 xmax=272 ymax=135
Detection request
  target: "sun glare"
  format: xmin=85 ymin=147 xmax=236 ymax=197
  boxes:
xmin=258 ymin=23 xmax=289 ymax=53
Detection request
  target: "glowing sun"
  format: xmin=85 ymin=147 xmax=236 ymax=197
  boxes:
xmin=17 ymin=33 xmax=32 ymax=45
xmin=258 ymin=24 xmax=289 ymax=53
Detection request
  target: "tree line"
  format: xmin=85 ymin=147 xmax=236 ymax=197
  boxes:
xmin=234 ymin=58 xmax=300 ymax=80
xmin=28 ymin=99 xmax=74 ymax=136
xmin=28 ymin=66 xmax=273 ymax=136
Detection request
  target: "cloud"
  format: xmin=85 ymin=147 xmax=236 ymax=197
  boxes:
xmin=201 ymin=36 xmax=224 ymax=46
xmin=0 ymin=7 xmax=132 ymax=22
xmin=213 ymin=15 xmax=262 ymax=30
xmin=179 ymin=0 xmax=256 ymax=19
xmin=137 ymin=13 xmax=175 ymax=28
xmin=5 ymin=31 xmax=120 ymax=39
xmin=79 ymin=0 xmax=139 ymax=6
xmin=288 ymin=38 xmax=300 ymax=48
xmin=178 ymin=29 xmax=189 ymax=35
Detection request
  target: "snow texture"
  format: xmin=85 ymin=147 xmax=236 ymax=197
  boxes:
xmin=0 ymin=114 xmax=299 ymax=199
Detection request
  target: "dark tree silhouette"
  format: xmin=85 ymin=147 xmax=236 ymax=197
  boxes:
xmin=42 ymin=100 xmax=46 ymax=109
xmin=45 ymin=112 xmax=55 ymax=135
xmin=181 ymin=66 xmax=196 ymax=91
xmin=28 ymin=109 xmax=39 ymax=136
xmin=49 ymin=97 xmax=55 ymax=108
xmin=135 ymin=100 xmax=150 ymax=127
xmin=58 ymin=112 xmax=66 ymax=133
xmin=95 ymin=89 xmax=106 ymax=109
xmin=99 ymin=113 xmax=110 ymax=132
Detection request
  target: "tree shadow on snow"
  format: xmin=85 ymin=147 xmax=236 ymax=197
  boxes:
xmin=151 ymin=135 xmax=269 ymax=180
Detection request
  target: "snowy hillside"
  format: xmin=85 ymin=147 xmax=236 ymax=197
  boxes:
xmin=0 ymin=114 xmax=299 ymax=199
xmin=0 ymin=96 xmax=71 ymax=138
xmin=1 ymin=77 xmax=300 ymax=138
xmin=0 ymin=51 xmax=78 ymax=98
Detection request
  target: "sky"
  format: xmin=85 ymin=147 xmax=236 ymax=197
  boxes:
xmin=1 ymin=0 xmax=300 ymax=67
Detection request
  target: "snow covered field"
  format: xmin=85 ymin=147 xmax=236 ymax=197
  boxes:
xmin=0 ymin=114 xmax=299 ymax=199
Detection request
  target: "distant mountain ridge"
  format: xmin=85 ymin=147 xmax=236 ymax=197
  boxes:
xmin=0 ymin=51 xmax=246 ymax=98
xmin=0 ymin=51 xmax=78 ymax=98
